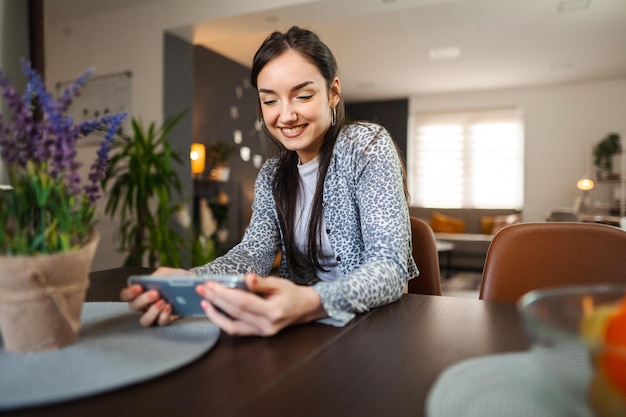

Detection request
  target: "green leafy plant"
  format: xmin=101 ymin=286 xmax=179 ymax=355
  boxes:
xmin=0 ymin=62 xmax=125 ymax=255
xmin=191 ymin=194 xmax=230 ymax=265
xmin=207 ymin=141 xmax=236 ymax=167
xmin=102 ymin=113 xmax=188 ymax=267
xmin=593 ymin=133 xmax=621 ymax=174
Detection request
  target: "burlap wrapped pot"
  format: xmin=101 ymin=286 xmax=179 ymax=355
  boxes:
xmin=0 ymin=230 xmax=100 ymax=353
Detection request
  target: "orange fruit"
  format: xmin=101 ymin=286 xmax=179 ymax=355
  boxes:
xmin=600 ymin=298 xmax=626 ymax=397
xmin=588 ymin=365 xmax=626 ymax=417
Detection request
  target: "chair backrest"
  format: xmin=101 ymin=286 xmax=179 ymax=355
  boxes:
xmin=479 ymin=222 xmax=626 ymax=303
xmin=407 ymin=217 xmax=442 ymax=296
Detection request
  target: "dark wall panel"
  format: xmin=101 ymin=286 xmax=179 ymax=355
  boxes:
xmin=192 ymin=45 xmax=262 ymax=233
xmin=164 ymin=33 xmax=194 ymax=198
xmin=345 ymin=99 xmax=409 ymax=162
xmin=164 ymin=33 xmax=195 ymax=267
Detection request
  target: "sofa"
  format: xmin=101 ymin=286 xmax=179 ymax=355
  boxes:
xmin=409 ymin=207 xmax=522 ymax=272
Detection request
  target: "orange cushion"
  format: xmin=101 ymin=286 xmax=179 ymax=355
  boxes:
xmin=491 ymin=214 xmax=521 ymax=234
xmin=430 ymin=212 xmax=466 ymax=233
xmin=480 ymin=216 xmax=496 ymax=235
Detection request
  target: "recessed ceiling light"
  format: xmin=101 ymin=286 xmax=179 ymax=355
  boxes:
xmin=558 ymin=0 xmax=590 ymax=13
xmin=428 ymin=46 xmax=461 ymax=61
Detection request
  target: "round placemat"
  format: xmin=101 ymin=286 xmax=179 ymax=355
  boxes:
xmin=426 ymin=350 xmax=593 ymax=417
xmin=0 ymin=302 xmax=220 ymax=411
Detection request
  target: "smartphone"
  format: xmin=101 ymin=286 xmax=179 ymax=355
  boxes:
xmin=127 ymin=274 xmax=247 ymax=317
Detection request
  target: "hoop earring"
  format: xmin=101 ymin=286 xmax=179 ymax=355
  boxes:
xmin=331 ymin=107 xmax=337 ymax=126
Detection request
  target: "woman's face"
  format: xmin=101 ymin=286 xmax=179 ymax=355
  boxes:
xmin=257 ymin=50 xmax=340 ymax=164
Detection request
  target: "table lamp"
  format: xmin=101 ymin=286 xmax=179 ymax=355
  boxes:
xmin=190 ymin=143 xmax=206 ymax=177
xmin=575 ymin=177 xmax=594 ymax=213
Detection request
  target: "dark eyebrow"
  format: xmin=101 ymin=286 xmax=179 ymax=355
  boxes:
xmin=258 ymin=81 xmax=315 ymax=94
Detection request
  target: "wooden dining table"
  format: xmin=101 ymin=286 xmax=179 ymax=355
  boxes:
xmin=7 ymin=267 xmax=529 ymax=417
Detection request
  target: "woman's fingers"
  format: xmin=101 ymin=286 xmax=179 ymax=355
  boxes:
xmin=199 ymin=299 xmax=261 ymax=336
xmin=136 ymin=298 xmax=176 ymax=327
xmin=156 ymin=303 xmax=175 ymax=327
xmin=196 ymin=274 xmax=290 ymax=336
xmin=126 ymin=288 xmax=159 ymax=311
xmin=245 ymin=273 xmax=281 ymax=296
xmin=120 ymin=284 xmax=143 ymax=302
xmin=121 ymin=267 xmax=195 ymax=327
xmin=199 ymin=275 xmax=273 ymax=317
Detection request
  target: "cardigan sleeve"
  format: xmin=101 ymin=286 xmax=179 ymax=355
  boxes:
xmin=312 ymin=124 xmax=416 ymax=326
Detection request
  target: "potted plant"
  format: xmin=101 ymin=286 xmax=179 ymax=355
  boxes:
xmin=102 ymin=113 xmax=188 ymax=268
xmin=0 ymin=62 xmax=126 ymax=352
xmin=593 ymin=133 xmax=621 ymax=180
xmin=191 ymin=192 xmax=230 ymax=265
xmin=207 ymin=141 xmax=235 ymax=182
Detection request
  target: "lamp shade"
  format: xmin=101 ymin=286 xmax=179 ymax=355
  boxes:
xmin=190 ymin=143 xmax=206 ymax=175
xmin=576 ymin=178 xmax=595 ymax=191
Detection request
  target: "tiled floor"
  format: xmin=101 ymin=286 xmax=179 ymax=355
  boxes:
xmin=440 ymin=271 xmax=482 ymax=299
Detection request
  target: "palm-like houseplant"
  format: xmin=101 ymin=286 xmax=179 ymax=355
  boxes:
xmin=102 ymin=113 xmax=188 ymax=268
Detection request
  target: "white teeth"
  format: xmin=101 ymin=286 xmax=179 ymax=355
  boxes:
xmin=281 ymin=126 xmax=304 ymax=135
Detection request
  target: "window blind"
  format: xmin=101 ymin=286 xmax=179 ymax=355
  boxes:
xmin=408 ymin=108 xmax=524 ymax=209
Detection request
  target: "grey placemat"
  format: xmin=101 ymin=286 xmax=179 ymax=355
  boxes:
xmin=426 ymin=350 xmax=593 ymax=417
xmin=0 ymin=302 xmax=220 ymax=411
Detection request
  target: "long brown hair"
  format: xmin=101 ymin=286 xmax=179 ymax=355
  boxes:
xmin=251 ymin=26 xmax=345 ymax=282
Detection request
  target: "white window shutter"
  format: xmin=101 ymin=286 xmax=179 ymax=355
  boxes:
xmin=408 ymin=108 xmax=524 ymax=209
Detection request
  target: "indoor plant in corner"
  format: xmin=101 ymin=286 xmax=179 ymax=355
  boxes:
xmin=593 ymin=133 xmax=621 ymax=180
xmin=102 ymin=114 xmax=188 ymax=268
xmin=0 ymin=62 xmax=126 ymax=353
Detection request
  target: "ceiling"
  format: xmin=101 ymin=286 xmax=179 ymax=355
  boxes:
xmin=46 ymin=0 xmax=626 ymax=102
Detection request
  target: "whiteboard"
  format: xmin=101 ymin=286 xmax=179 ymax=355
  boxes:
xmin=57 ymin=70 xmax=132 ymax=147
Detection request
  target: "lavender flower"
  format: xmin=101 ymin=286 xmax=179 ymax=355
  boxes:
xmin=0 ymin=62 xmax=127 ymax=254
xmin=84 ymin=112 xmax=126 ymax=202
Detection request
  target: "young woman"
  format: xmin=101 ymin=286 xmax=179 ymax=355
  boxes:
xmin=121 ymin=26 xmax=418 ymax=336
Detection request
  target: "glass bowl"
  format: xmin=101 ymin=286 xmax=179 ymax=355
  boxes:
xmin=517 ymin=285 xmax=626 ymax=417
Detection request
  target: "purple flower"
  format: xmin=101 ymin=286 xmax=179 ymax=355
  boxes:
xmin=83 ymin=112 xmax=126 ymax=202
xmin=0 ymin=61 xmax=127 ymax=210
xmin=0 ymin=62 xmax=127 ymax=254
xmin=57 ymin=67 xmax=94 ymax=113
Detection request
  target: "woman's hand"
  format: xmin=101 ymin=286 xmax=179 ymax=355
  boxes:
xmin=119 ymin=267 xmax=194 ymax=327
xmin=196 ymin=273 xmax=327 ymax=336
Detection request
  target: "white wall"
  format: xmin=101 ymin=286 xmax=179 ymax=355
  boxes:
xmin=409 ymin=78 xmax=626 ymax=222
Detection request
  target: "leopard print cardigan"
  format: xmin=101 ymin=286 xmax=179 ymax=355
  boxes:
xmin=191 ymin=122 xmax=419 ymax=326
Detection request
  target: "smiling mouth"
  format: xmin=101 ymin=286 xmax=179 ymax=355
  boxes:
xmin=280 ymin=125 xmax=306 ymax=136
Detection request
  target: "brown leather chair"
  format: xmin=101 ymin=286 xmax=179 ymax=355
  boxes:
xmin=479 ymin=222 xmax=626 ymax=303
xmin=407 ymin=217 xmax=442 ymax=296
